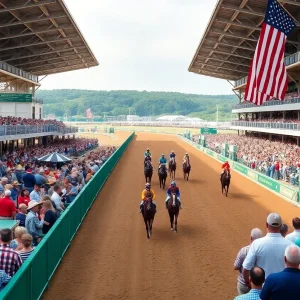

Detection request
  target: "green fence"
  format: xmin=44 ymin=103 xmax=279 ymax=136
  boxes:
xmin=178 ymin=135 xmax=299 ymax=204
xmin=0 ymin=131 xmax=135 ymax=300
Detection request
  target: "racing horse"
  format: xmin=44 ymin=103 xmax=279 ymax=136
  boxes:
xmin=142 ymin=196 xmax=156 ymax=239
xmin=183 ymin=159 xmax=191 ymax=181
xmin=144 ymin=160 xmax=153 ymax=183
xmin=167 ymin=192 xmax=180 ymax=233
xmin=158 ymin=164 xmax=167 ymax=189
xmin=169 ymin=158 xmax=176 ymax=180
xmin=221 ymin=169 xmax=230 ymax=197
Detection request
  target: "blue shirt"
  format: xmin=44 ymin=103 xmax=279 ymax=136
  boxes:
xmin=260 ymin=268 xmax=300 ymax=300
xmin=159 ymin=157 xmax=167 ymax=163
xmin=34 ymin=174 xmax=46 ymax=186
xmin=169 ymin=153 xmax=176 ymax=158
xmin=234 ymin=289 xmax=261 ymax=300
xmin=25 ymin=211 xmax=44 ymax=238
xmin=0 ymin=270 xmax=11 ymax=291
xmin=16 ymin=213 xmax=26 ymax=227
xmin=30 ymin=190 xmax=41 ymax=202
xmin=167 ymin=187 xmax=180 ymax=197
xmin=23 ymin=173 xmax=36 ymax=188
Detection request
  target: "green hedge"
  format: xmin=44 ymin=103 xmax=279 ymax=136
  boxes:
xmin=0 ymin=131 xmax=135 ymax=300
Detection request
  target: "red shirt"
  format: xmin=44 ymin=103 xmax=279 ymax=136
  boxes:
xmin=222 ymin=162 xmax=230 ymax=170
xmin=18 ymin=195 xmax=30 ymax=207
xmin=0 ymin=197 xmax=16 ymax=217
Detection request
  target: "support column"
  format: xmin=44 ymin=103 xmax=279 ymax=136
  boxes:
xmin=282 ymin=135 xmax=284 ymax=143
xmin=0 ymin=141 xmax=2 ymax=156
xmin=297 ymin=137 xmax=299 ymax=146
xmin=269 ymin=134 xmax=272 ymax=141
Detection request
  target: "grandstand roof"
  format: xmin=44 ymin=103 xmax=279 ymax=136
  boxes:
xmin=188 ymin=0 xmax=300 ymax=81
xmin=0 ymin=0 xmax=98 ymax=76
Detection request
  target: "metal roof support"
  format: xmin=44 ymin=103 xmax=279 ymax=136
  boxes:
xmin=205 ymin=39 xmax=254 ymax=51
xmin=221 ymin=4 xmax=265 ymax=17
xmin=196 ymin=56 xmax=250 ymax=67
xmin=0 ymin=36 xmax=79 ymax=52
xmin=0 ymin=13 xmax=66 ymax=29
xmin=33 ymin=63 xmax=94 ymax=75
xmin=201 ymin=47 xmax=252 ymax=59
xmin=195 ymin=62 xmax=247 ymax=74
xmin=216 ymin=18 xmax=260 ymax=31
xmin=211 ymin=29 xmax=258 ymax=42
xmin=0 ymin=25 xmax=73 ymax=41
xmin=0 ymin=0 xmax=57 ymax=13
xmin=279 ymin=0 xmax=300 ymax=7
xmin=0 ymin=45 xmax=87 ymax=61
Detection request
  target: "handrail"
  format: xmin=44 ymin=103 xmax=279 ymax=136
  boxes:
xmin=233 ymin=97 xmax=300 ymax=109
xmin=231 ymin=121 xmax=299 ymax=131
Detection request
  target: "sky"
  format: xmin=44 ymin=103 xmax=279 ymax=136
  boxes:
xmin=41 ymin=0 xmax=233 ymax=95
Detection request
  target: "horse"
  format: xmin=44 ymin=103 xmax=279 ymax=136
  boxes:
xmin=158 ymin=164 xmax=167 ymax=189
xmin=221 ymin=169 xmax=230 ymax=197
xmin=183 ymin=160 xmax=191 ymax=181
xmin=169 ymin=158 xmax=176 ymax=180
xmin=142 ymin=196 xmax=156 ymax=239
xmin=144 ymin=160 xmax=153 ymax=183
xmin=167 ymin=192 xmax=180 ymax=233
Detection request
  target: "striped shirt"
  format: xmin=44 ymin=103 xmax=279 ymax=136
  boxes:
xmin=19 ymin=249 xmax=34 ymax=263
xmin=0 ymin=244 xmax=22 ymax=276
xmin=234 ymin=245 xmax=250 ymax=285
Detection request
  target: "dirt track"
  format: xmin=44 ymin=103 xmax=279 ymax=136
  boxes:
xmin=43 ymin=133 xmax=300 ymax=300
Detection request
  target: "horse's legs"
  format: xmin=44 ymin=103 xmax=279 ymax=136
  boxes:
xmin=174 ymin=213 xmax=178 ymax=233
xmin=144 ymin=219 xmax=150 ymax=239
xmin=169 ymin=213 xmax=174 ymax=231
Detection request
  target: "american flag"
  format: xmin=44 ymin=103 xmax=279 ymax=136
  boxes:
xmin=244 ymin=0 xmax=296 ymax=106
xmin=86 ymin=108 xmax=93 ymax=119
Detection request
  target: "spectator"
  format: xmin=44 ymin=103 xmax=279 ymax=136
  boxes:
xmin=0 ymin=177 xmax=8 ymax=195
xmin=234 ymin=228 xmax=263 ymax=295
xmin=0 ymin=269 xmax=11 ymax=291
xmin=19 ymin=234 xmax=34 ymax=262
xmin=42 ymin=200 xmax=57 ymax=234
xmin=234 ymin=267 xmax=265 ymax=300
xmin=30 ymin=184 xmax=42 ymax=202
xmin=51 ymin=185 xmax=64 ymax=216
xmin=16 ymin=204 xmax=27 ymax=227
xmin=10 ymin=226 xmax=27 ymax=251
xmin=35 ymin=168 xmax=47 ymax=186
xmin=11 ymin=181 xmax=20 ymax=205
xmin=18 ymin=188 xmax=30 ymax=207
xmin=25 ymin=201 xmax=44 ymax=245
xmin=22 ymin=169 xmax=36 ymax=193
xmin=280 ymin=224 xmax=289 ymax=237
xmin=0 ymin=190 xmax=16 ymax=220
xmin=66 ymin=182 xmax=78 ymax=203
xmin=243 ymin=213 xmax=293 ymax=280
xmin=0 ymin=228 xmax=22 ymax=276
xmin=285 ymin=217 xmax=300 ymax=243
xmin=260 ymin=245 xmax=300 ymax=299
xmin=295 ymin=237 xmax=300 ymax=247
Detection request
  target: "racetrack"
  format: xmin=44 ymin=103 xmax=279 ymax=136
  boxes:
xmin=43 ymin=132 xmax=300 ymax=300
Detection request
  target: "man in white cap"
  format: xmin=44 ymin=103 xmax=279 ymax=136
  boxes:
xmin=243 ymin=213 xmax=293 ymax=283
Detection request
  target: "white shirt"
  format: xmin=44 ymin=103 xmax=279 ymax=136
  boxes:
xmin=285 ymin=229 xmax=300 ymax=243
xmin=243 ymin=233 xmax=293 ymax=278
xmin=51 ymin=192 xmax=63 ymax=212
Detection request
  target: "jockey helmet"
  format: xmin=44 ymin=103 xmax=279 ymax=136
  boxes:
xmin=171 ymin=150 xmax=174 ymax=153
xmin=146 ymin=148 xmax=150 ymax=151
xmin=171 ymin=181 xmax=176 ymax=186
xmin=161 ymin=154 xmax=164 ymax=157
xmin=145 ymin=183 xmax=151 ymax=189
xmin=185 ymin=153 xmax=188 ymax=156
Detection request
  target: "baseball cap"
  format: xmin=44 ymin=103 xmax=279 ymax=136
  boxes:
xmin=267 ymin=213 xmax=282 ymax=227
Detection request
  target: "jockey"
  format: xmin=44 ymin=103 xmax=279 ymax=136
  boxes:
xmin=169 ymin=150 xmax=176 ymax=161
xmin=144 ymin=148 xmax=152 ymax=159
xmin=158 ymin=154 xmax=167 ymax=170
xmin=221 ymin=161 xmax=231 ymax=178
xmin=182 ymin=153 xmax=190 ymax=167
xmin=140 ymin=183 xmax=156 ymax=213
xmin=165 ymin=181 xmax=182 ymax=209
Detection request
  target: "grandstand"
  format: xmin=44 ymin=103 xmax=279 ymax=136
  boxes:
xmin=188 ymin=0 xmax=300 ymax=145
xmin=0 ymin=0 xmax=98 ymax=153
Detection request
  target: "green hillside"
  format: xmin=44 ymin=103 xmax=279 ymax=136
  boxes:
xmin=37 ymin=89 xmax=238 ymax=121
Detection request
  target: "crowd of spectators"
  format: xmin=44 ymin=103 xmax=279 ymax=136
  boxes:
xmin=0 ymin=138 xmax=117 ymax=290
xmin=200 ymin=134 xmax=300 ymax=185
xmin=233 ymin=213 xmax=300 ymax=299
xmin=0 ymin=116 xmax=66 ymax=127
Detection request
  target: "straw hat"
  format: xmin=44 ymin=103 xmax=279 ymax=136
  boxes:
xmin=16 ymin=165 xmax=23 ymax=171
xmin=27 ymin=201 xmax=42 ymax=210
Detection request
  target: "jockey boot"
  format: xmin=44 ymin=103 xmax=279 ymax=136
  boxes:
xmin=139 ymin=204 xmax=143 ymax=213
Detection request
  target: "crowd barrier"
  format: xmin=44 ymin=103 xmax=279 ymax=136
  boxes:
xmin=0 ymin=131 xmax=135 ymax=300
xmin=178 ymin=135 xmax=299 ymax=204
